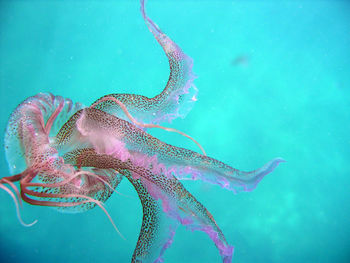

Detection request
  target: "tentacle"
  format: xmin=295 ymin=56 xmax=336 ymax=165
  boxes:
xmin=91 ymin=96 xmax=206 ymax=155
xmin=91 ymin=0 xmax=197 ymax=125
xmin=24 ymin=170 xmax=119 ymax=197
xmin=24 ymin=166 xmax=122 ymax=213
xmin=19 ymin=186 xmax=123 ymax=238
xmin=0 ymin=183 xmax=37 ymax=227
xmin=63 ymin=148 xmax=233 ymax=262
xmin=132 ymin=168 xmax=234 ymax=263
xmin=1 ymin=178 xmax=23 ymax=207
xmin=57 ymin=108 xmax=284 ymax=194
xmin=122 ymin=170 xmax=178 ymax=263
xmin=44 ymin=100 xmax=65 ymax=134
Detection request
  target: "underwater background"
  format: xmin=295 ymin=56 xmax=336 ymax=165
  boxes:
xmin=0 ymin=0 xmax=349 ymax=262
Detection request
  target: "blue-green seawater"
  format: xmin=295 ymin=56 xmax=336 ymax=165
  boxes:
xmin=0 ymin=1 xmax=349 ymax=262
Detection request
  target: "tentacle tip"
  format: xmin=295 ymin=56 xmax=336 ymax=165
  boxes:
xmin=119 ymin=233 xmax=127 ymax=241
xmin=22 ymin=219 xmax=38 ymax=228
xmin=264 ymin=157 xmax=286 ymax=174
xmin=274 ymin=157 xmax=286 ymax=164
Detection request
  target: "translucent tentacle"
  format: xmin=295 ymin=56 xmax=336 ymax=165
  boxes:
xmin=62 ymin=148 xmax=179 ymax=262
xmin=0 ymin=183 xmax=37 ymax=227
xmin=24 ymin=170 xmax=120 ymax=198
xmin=1 ymin=178 xmax=23 ymax=207
xmin=140 ymin=0 xmax=198 ymax=122
xmin=91 ymin=96 xmax=206 ymax=155
xmin=64 ymin=148 xmax=233 ymax=262
xmin=91 ymin=0 xmax=197 ymax=125
xmin=122 ymin=170 xmax=178 ymax=263
xmin=19 ymin=186 xmax=123 ymax=238
xmin=58 ymin=108 xmax=284 ymax=194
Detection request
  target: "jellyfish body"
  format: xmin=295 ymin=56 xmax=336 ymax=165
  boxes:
xmin=0 ymin=0 xmax=284 ymax=262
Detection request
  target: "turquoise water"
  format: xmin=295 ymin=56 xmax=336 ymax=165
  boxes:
xmin=0 ymin=1 xmax=349 ymax=262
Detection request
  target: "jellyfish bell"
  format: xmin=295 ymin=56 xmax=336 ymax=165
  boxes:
xmin=4 ymin=93 xmax=82 ymax=174
xmin=1 ymin=93 xmax=123 ymax=235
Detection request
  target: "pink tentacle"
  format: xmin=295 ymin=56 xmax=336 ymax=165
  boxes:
xmin=21 ymin=188 xmax=124 ymax=239
xmin=23 ymin=170 xmax=119 ymax=196
xmin=91 ymin=96 xmax=206 ymax=155
xmin=0 ymin=183 xmax=37 ymax=227
xmin=1 ymin=178 xmax=23 ymax=207
xmin=45 ymin=100 xmax=65 ymax=134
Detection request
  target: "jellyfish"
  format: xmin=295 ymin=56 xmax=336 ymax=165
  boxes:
xmin=0 ymin=0 xmax=284 ymax=262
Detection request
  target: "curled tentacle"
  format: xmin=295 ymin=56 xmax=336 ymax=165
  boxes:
xmin=92 ymin=0 xmax=197 ymax=125
xmin=0 ymin=182 xmax=37 ymax=227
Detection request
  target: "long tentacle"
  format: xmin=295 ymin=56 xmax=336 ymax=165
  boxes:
xmin=91 ymin=0 xmax=197 ymax=125
xmin=19 ymin=186 xmax=124 ymax=238
xmin=64 ymin=148 xmax=233 ymax=262
xmin=58 ymin=108 xmax=284 ymax=194
xmin=91 ymin=96 xmax=206 ymax=155
xmin=1 ymin=178 xmax=23 ymax=207
xmin=0 ymin=183 xmax=37 ymax=227
xmin=23 ymin=170 xmax=119 ymax=197
xmin=122 ymin=170 xmax=178 ymax=263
